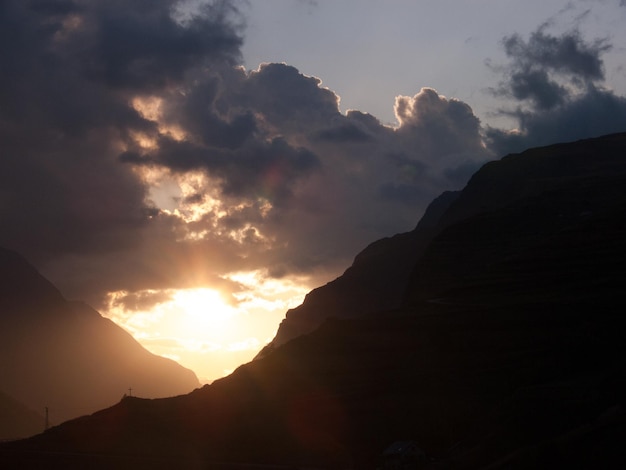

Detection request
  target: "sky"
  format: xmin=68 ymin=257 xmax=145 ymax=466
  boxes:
xmin=2 ymin=0 xmax=626 ymax=382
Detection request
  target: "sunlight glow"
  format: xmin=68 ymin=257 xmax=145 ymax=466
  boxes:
xmin=103 ymin=276 xmax=310 ymax=383
xmin=130 ymin=130 xmax=158 ymax=150
xmin=104 ymin=149 xmax=308 ymax=381
xmin=134 ymin=167 xmax=275 ymax=245
xmin=132 ymin=96 xmax=163 ymax=121
xmin=171 ymin=288 xmax=237 ymax=339
xmin=131 ymin=95 xmax=187 ymax=142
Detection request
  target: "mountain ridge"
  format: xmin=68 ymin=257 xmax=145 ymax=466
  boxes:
xmin=0 ymin=390 xmax=44 ymax=440
xmin=258 ymin=190 xmax=461 ymax=357
xmin=0 ymin=247 xmax=200 ymax=434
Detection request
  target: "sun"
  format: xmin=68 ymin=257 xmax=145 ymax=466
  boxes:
xmin=103 ymin=276 xmax=310 ymax=382
xmin=170 ymin=288 xmax=238 ymax=341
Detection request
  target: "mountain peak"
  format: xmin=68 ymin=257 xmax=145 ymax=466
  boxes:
xmin=0 ymin=247 xmax=200 ymax=434
xmin=0 ymin=247 xmax=65 ymax=311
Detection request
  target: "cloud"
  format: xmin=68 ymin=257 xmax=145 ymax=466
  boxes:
xmin=486 ymin=87 xmax=626 ymax=155
xmin=504 ymin=28 xmax=608 ymax=81
xmin=394 ymin=88 xmax=485 ymax=162
xmin=492 ymin=27 xmax=610 ymax=111
xmin=110 ymin=289 xmax=175 ymax=313
xmin=313 ymin=121 xmax=374 ymax=143
xmin=0 ymin=0 xmax=246 ymax=300
xmin=125 ymin=137 xmax=321 ymax=206
xmin=112 ymin=63 xmax=490 ymax=286
xmin=235 ymin=63 xmax=341 ymax=134
xmin=0 ymin=0 xmax=489 ymax=311
xmin=507 ymin=69 xmax=568 ymax=110
xmin=81 ymin=0 xmax=244 ymax=90
xmin=486 ymin=23 xmax=626 ymax=155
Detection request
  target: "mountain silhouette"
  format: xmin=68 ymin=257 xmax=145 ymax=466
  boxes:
xmin=2 ymin=132 xmax=626 ymax=469
xmin=257 ymin=189 xmax=461 ymax=357
xmin=0 ymin=248 xmax=200 ymax=434
xmin=0 ymin=390 xmax=44 ymax=440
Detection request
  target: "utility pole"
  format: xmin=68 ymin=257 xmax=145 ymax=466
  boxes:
xmin=128 ymin=387 xmax=132 ymax=397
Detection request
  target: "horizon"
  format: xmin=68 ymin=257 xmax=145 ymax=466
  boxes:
xmin=1 ymin=0 xmax=626 ymax=381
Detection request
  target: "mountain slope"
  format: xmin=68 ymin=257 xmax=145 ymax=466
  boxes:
xmin=0 ymin=391 xmax=44 ymax=440
xmin=406 ymin=132 xmax=626 ymax=304
xmin=265 ymin=133 xmax=626 ymax=354
xmin=2 ymin=132 xmax=626 ymax=469
xmin=0 ymin=248 xmax=200 ymax=429
xmin=259 ymin=190 xmax=460 ymax=355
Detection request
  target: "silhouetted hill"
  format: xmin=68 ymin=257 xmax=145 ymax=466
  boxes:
xmin=0 ymin=248 xmax=200 ymax=431
xmin=2 ymin=132 xmax=626 ymax=469
xmin=266 ymin=133 xmax=626 ymax=355
xmin=0 ymin=390 xmax=44 ymax=440
xmin=406 ymin=132 xmax=626 ymax=304
xmin=258 ymin=190 xmax=460 ymax=356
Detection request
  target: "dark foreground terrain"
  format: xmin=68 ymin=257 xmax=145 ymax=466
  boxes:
xmin=2 ymin=133 xmax=626 ymax=469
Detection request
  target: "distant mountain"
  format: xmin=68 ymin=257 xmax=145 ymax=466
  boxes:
xmin=0 ymin=248 xmax=200 ymax=431
xmin=0 ymin=390 xmax=44 ymax=440
xmin=2 ymin=132 xmax=626 ymax=469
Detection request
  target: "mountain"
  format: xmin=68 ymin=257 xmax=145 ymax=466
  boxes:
xmin=1 ymin=132 xmax=626 ymax=469
xmin=258 ymin=189 xmax=461 ymax=356
xmin=407 ymin=131 xmax=626 ymax=303
xmin=0 ymin=390 xmax=44 ymax=440
xmin=265 ymin=132 xmax=626 ymax=354
xmin=0 ymin=248 xmax=200 ymax=431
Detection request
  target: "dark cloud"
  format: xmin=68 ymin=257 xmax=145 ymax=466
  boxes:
xmin=235 ymin=63 xmax=341 ymax=133
xmin=486 ymin=24 xmax=626 ymax=156
xmin=508 ymin=69 xmax=567 ymax=110
xmin=111 ymin=290 xmax=174 ymax=312
xmin=0 ymin=0 xmax=246 ymax=301
xmin=165 ymin=74 xmax=257 ymax=149
xmin=492 ymin=27 xmax=610 ymax=111
xmin=314 ymin=122 xmax=374 ymax=143
xmin=503 ymin=28 xmax=608 ymax=82
xmin=0 ymin=0 xmax=489 ymax=310
xmin=80 ymin=0 xmax=244 ymax=90
xmin=122 ymin=136 xmax=321 ymax=208
xmin=486 ymin=87 xmax=626 ymax=155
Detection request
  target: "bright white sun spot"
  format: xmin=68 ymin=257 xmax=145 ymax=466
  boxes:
xmin=171 ymin=288 xmax=238 ymax=339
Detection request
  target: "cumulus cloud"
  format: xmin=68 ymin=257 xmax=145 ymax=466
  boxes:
xmin=486 ymin=24 xmax=626 ymax=155
xmin=394 ymin=88 xmax=484 ymax=163
xmin=0 ymin=0 xmax=489 ymax=311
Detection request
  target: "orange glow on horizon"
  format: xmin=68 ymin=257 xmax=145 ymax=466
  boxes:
xmin=103 ymin=274 xmax=310 ymax=383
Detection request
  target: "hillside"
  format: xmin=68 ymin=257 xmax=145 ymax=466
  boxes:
xmin=0 ymin=391 xmax=44 ymax=440
xmin=0 ymin=248 xmax=200 ymax=433
xmin=1 ymin=132 xmax=626 ymax=469
xmin=258 ymin=190 xmax=461 ymax=356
